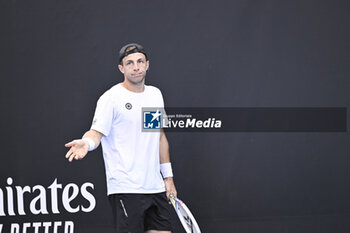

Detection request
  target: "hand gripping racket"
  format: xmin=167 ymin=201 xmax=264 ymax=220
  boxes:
xmin=169 ymin=194 xmax=201 ymax=233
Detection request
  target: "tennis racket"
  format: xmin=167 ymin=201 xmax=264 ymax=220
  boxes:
xmin=169 ymin=194 xmax=201 ymax=233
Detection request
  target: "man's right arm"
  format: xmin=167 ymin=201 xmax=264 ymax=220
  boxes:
xmin=65 ymin=129 xmax=103 ymax=162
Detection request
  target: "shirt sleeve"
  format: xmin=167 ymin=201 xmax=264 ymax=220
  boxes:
xmin=157 ymin=87 xmax=165 ymax=108
xmin=157 ymin=88 xmax=169 ymax=126
xmin=91 ymin=91 xmax=115 ymax=136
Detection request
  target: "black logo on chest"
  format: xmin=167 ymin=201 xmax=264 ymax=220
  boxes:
xmin=125 ymin=103 xmax=132 ymax=110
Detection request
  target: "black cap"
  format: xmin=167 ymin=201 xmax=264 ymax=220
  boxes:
xmin=119 ymin=43 xmax=148 ymax=64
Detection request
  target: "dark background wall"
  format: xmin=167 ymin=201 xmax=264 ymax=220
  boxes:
xmin=1 ymin=0 xmax=349 ymax=232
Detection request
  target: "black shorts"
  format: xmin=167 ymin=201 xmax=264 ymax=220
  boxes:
xmin=109 ymin=192 xmax=172 ymax=233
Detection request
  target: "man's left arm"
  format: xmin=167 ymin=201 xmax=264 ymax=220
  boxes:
xmin=159 ymin=129 xmax=177 ymax=199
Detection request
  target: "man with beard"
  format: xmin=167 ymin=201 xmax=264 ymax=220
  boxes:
xmin=65 ymin=43 xmax=177 ymax=233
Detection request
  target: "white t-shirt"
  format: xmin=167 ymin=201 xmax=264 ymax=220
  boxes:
xmin=91 ymin=83 xmax=165 ymax=195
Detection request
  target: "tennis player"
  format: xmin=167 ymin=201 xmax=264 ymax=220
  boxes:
xmin=65 ymin=43 xmax=177 ymax=233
